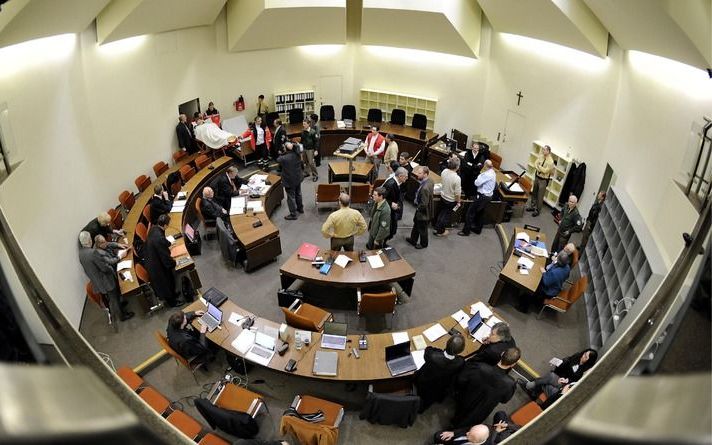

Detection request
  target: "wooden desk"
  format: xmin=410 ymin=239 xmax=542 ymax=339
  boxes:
xmin=279 ymin=249 xmax=415 ymax=296
xmin=188 ymin=298 xmax=487 ymax=382
xmin=119 ymin=153 xmax=200 ymax=296
xmin=327 ymin=161 xmax=373 ymax=185
xmin=286 ymin=120 xmax=436 ymax=159
xmin=489 ymin=227 xmax=547 ymax=306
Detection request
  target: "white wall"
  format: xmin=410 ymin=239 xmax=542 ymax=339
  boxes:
xmin=0 ymin=15 xmax=708 ymax=335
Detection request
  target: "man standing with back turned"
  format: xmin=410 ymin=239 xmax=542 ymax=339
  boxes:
xmin=277 ymin=142 xmax=304 ymax=220
xmin=459 ymin=159 xmax=496 ymax=236
xmin=321 ymin=193 xmax=367 ymax=251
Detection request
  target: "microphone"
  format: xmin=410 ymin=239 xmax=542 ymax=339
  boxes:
xmin=448 ymin=315 xmax=467 ymax=336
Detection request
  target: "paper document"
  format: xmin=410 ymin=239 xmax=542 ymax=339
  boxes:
xmin=228 ymin=312 xmax=245 ymax=326
xmin=412 ymin=335 xmax=427 ymax=351
xmin=519 ymin=268 xmax=530 ymax=275
xmin=517 ymin=257 xmax=535 ymax=269
xmin=412 ymin=350 xmax=426 ymax=370
xmin=392 ymin=332 xmax=409 ymax=345
xmin=549 ymin=357 xmax=564 ymax=368
xmin=515 ymin=232 xmax=530 ymax=243
xmin=423 ymin=324 xmax=447 ymax=342
xmin=486 ymin=315 xmax=503 ymax=328
xmin=121 ymin=271 xmax=133 ymax=282
xmin=334 ymin=255 xmax=351 ymax=268
xmin=246 ymin=201 xmax=264 ymax=212
xmin=176 ymin=191 xmax=187 ymax=200
xmin=367 ymin=255 xmax=384 ymax=269
xmin=258 ymin=185 xmax=271 ymax=196
xmin=229 ymin=206 xmax=245 ymax=215
xmin=509 ymin=183 xmax=524 ymax=193
xmin=170 ymin=206 xmax=184 ymax=213
xmin=116 ymin=260 xmax=132 ymax=271
xmin=470 ymin=302 xmax=493 ymax=319
xmin=232 ymin=330 xmax=256 ymax=354
xmin=255 ymin=332 xmax=276 ymax=351
xmin=505 ymin=174 xmax=512 ymax=181
xmin=294 ymin=330 xmax=312 ymax=345
xmin=451 ymin=310 xmax=470 ymax=328
xmin=231 ymin=196 xmax=246 ymax=208
xmin=166 ymin=235 xmax=175 ymax=244
xmin=473 ymin=324 xmax=492 ymax=343
xmin=530 ymin=246 xmax=548 ymax=257
xmin=337 ymin=120 xmax=345 ymax=128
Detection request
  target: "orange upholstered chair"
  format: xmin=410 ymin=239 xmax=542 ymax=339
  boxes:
xmin=538 ymin=275 xmax=588 ymax=319
xmin=153 ymin=161 xmax=169 ymax=176
xmin=86 ymin=282 xmax=114 ymax=329
xmin=180 ymin=165 xmax=196 ymax=182
xmin=116 ymin=366 xmax=145 ymax=392
xmin=357 ymin=288 xmax=397 ymax=328
xmin=315 ymin=184 xmax=341 ymax=211
xmin=510 ymin=400 xmax=543 ymax=426
xmin=198 ymin=433 xmax=231 ymax=445
xmin=490 ymin=152 xmax=502 ymax=169
xmin=195 ymin=154 xmax=211 ymax=170
xmin=166 ymin=410 xmax=202 ymax=441
xmin=213 ymin=383 xmax=264 ymax=418
xmin=282 ymin=300 xmax=332 ymax=332
xmin=173 ymin=150 xmax=188 ymax=163
xmin=135 ymin=175 xmax=151 ymax=193
xmin=139 ymin=387 xmax=171 ymax=416
xmin=119 ymin=190 xmax=135 ymax=211
xmin=135 ymin=222 xmax=148 ymax=243
xmin=108 ymin=208 xmax=123 ymax=230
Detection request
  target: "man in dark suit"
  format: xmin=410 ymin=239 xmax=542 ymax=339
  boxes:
xmin=212 ymin=166 xmax=245 ymax=212
xmin=272 ymin=118 xmax=288 ymax=158
xmin=277 ymin=142 xmax=304 ymax=220
xmin=470 ymin=322 xmax=516 ymax=366
xmin=433 ymin=411 xmax=519 ymax=444
xmin=176 ymin=114 xmax=198 ymax=154
xmin=149 ymin=184 xmax=172 ymax=225
xmin=415 ymin=334 xmax=466 ymax=412
xmin=382 ymin=167 xmax=408 ymax=245
xmin=460 ymin=141 xmax=490 ymax=198
xmin=166 ymin=311 xmax=213 ymax=364
xmin=406 ymin=166 xmax=434 ymax=249
xmin=144 ymin=214 xmax=182 ymax=307
xmin=451 ymin=347 xmax=520 ymax=429
xmin=200 ymin=187 xmax=227 ymax=221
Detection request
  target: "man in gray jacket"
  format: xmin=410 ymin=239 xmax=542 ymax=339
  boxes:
xmin=406 ymin=166 xmax=434 ymax=249
xmin=367 ymin=187 xmax=391 ymax=250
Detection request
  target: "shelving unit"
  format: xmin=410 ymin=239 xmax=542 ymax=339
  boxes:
xmin=523 ymin=141 xmax=572 ymax=208
xmin=273 ymin=90 xmax=315 ymax=123
xmin=358 ymin=89 xmax=437 ymax=130
xmin=578 ymin=187 xmax=666 ymax=352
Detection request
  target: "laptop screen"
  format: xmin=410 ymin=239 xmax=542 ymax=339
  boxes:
xmin=385 ymin=341 xmax=410 ymax=362
xmin=468 ymin=312 xmax=483 ymax=335
xmin=323 ymin=322 xmax=347 ymax=336
xmin=207 ymin=301 xmax=222 ymax=323
xmin=184 ymin=223 xmax=195 ymax=242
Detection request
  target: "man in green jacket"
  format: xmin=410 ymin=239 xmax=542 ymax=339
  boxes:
xmin=367 ymin=186 xmax=391 ymax=249
xmin=551 ymin=195 xmax=583 ymax=252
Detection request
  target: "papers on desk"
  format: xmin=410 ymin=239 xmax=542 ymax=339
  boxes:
xmin=517 ymin=256 xmax=535 ymax=269
xmin=473 ymin=324 xmax=492 ymax=343
xmin=246 ymin=343 xmax=275 ymax=366
xmin=334 ymin=255 xmax=352 ymax=268
xmin=232 ymin=330 xmax=256 ymax=354
xmin=175 ymin=191 xmax=187 ymax=200
xmin=246 ymin=201 xmax=264 ymax=213
xmin=230 ymin=196 xmax=246 ymax=215
xmin=294 ymin=330 xmax=312 ymax=345
xmin=229 ymin=206 xmax=245 ymax=215
xmin=508 ymin=183 xmax=524 ymax=193
xmin=451 ymin=310 xmax=470 ymax=329
xmin=228 ymin=312 xmax=245 ymax=326
xmin=255 ymin=331 xmax=276 ymax=351
xmin=458 ymin=150 xmax=467 ymax=157
xmin=515 ymin=232 xmax=530 ymax=243
xmin=337 ymin=120 xmax=346 ymax=128
xmin=116 ymin=260 xmax=132 ymax=272
xmin=423 ymin=323 xmax=448 ymax=342
xmin=392 ymin=332 xmax=409 ymax=345
xmin=412 ymin=350 xmax=426 ymax=370
xmin=166 ymin=235 xmax=175 ymax=244
xmin=410 ymin=161 xmax=420 ymax=169
xmin=170 ymin=202 xmax=185 ymax=213
xmin=367 ymin=255 xmax=384 ymax=269
xmin=470 ymin=302 xmax=493 ymax=319
xmin=412 ymin=335 xmax=427 ymax=351
xmin=487 ymin=315 xmax=503 ymax=327
xmin=530 ymin=246 xmax=548 ymax=257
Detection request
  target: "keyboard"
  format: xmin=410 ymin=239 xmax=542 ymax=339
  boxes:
xmin=250 ymin=344 xmax=273 ymax=359
xmin=198 ymin=315 xmax=219 ymax=332
xmin=321 ymin=334 xmax=347 ymax=350
xmin=387 ymin=356 xmax=416 ymax=376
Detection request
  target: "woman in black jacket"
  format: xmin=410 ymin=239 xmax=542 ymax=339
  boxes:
xmin=518 ymin=348 xmax=598 ymax=398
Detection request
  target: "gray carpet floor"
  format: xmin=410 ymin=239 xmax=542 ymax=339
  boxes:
xmin=80 ymin=159 xmax=588 ymax=444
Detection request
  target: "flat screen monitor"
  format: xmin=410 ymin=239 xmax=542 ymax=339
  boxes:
xmin=451 ymin=129 xmax=468 ymax=151
xmin=184 ymin=223 xmax=195 ymax=242
xmin=178 ymin=98 xmax=201 ymax=121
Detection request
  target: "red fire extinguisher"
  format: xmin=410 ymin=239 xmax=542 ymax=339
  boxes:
xmin=234 ymin=95 xmax=245 ymax=111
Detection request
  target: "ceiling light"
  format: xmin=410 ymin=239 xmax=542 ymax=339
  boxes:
xmin=628 ymin=51 xmax=712 ymax=100
xmin=0 ymin=34 xmax=76 ymax=79
xmin=500 ymin=33 xmax=608 ymax=73
xmin=98 ymin=35 xmax=148 ymax=56
xmin=364 ymin=45 xmax=476 ymax=67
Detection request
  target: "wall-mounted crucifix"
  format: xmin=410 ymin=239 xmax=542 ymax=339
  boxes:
xmin=516 ymin=91 xmax=524 ymax=106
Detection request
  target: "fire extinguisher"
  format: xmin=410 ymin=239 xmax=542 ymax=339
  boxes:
xmin=234 ymin=95 xmax=245 ymax=112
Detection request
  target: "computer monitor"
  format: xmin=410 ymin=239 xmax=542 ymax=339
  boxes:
xmin=385 ymin=341 xmax=410 ymax=361
xmin=451 ymin=129 xmax=468 ymax=151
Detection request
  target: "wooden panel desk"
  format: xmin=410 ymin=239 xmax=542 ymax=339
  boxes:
xmin=119 ymin=153 xmax=200 ymax=296
xmin=279 ymin=249 xmax=415 ymax=295
xmin=188 ymin=298 xmax=488 ymax=382
xmin=489 ymin=227 xmax=547 ymax=306
xmin=286 ymin=120 xmax=436 ymax=158
xmin=327 ymin=161 xmax=373 ymax=184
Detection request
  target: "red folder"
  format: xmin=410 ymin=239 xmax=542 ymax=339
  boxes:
xmin=297 ymin=242 xmax=320 ymax=261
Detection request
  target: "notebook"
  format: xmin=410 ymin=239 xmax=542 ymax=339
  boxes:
xmin=297 ymin=242 xmax=320 ymax=261
xmin=313 ymin=351 xmax=338 ymax=376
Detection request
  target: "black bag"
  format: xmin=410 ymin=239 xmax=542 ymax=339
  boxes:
xmin=181 ymin=275 xmax=196 ymax=301
xmin=226 ymin=353 xmax=254 ymax=375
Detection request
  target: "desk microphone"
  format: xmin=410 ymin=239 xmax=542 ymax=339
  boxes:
xmin=448 ymin=315 xmax=467 ymax=336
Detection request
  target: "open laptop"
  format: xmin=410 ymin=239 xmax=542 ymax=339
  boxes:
xmin=198 ymin=302 xmax=222 ymax=332
xmin=320 ymin=322 xmax=348 ymax=350
xmin=467 ymin=311 xmax=484 ymax=337
xmin=184 ymin=223 xmax=196 ymax=243
xmin=385 ymin=342 xmax=417 ymax=376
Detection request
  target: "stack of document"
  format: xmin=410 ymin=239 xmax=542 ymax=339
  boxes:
xmin=246 ymin=201 xmax=264 ymax=213
xmin=411 ymin=350 xmax=426 ymax=370
xmin=367 ymin=255 xmax=384 ymax=269
xmin=517 ymin=257 xmax=535 ymax=275
xmin=230 ymin=197 xmax=246 ymax=215
xmin=170 ymin=201 xmax=186 ymax=213
xmin=116 ymin=260 xmax=132 ymax=271
xmin=470 ymin=302 xmax=493 ymax=318
xmin=392 ymin=332 xmax=409 ymax=344
xmin=451 ymin=310 xmax=470 ymax=329
xmin=334 ymin=255 xmax=351 ymax=268
xmin=423 ymin=323 xmax=447 ymax=342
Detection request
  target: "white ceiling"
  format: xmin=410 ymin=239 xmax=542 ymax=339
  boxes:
xmin=0 ymin=0 xmax=709 ymax=69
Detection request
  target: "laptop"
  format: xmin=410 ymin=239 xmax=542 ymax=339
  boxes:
xmin=467 ymin=312 xmax=484 ymax=337
xmin=198 ymin=302 xmax=222 ymax=332
xmin=202 ymin=287 xmax=228 ymax=308
xmin=385 ymin=342 xmax=417 ymax=376
xmin=184 ymin=223 xmax=196 ymax=243
xmin=320 ymin=322 xmax=348 ymax=350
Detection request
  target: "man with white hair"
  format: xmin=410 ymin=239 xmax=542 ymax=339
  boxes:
xmin=433 ymin=411 xmax=519 ymax=444
xmin=199 ymin=187 xmax=227 ymax=221
xmin=551 ymin=195 xmax=583 ymax=252
xmin=81 ymin=212 xmax=123 ymax=244
xmin=459 ymin=160 xmax=496 ymax=236
xmin=176 ymin=113 xmax=198 ymax=154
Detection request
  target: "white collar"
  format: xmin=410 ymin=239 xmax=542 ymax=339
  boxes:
xmin=443 ymin=351 xmax=455 ymax=360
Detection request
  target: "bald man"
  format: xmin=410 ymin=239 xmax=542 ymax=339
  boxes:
xmin=459 ymin=160 xmax=496 ymax=236
xmin=321 ymin=193 xmax=367 ymax=251
xmin=433 ymin=411 xmax=519 ymax=444
xmin=551 ymin=195 xmax=583 ymax=252
xmin=200 ymin=187 xmax=227 ymax=221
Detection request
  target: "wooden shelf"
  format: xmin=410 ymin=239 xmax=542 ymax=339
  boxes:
xmin=527 ymin=141 xmax=573 ymax=208
xmin=274 ymin=89 xmax=315 ymax=123
xmin=358 ymin=88 xmax=437 ymax=130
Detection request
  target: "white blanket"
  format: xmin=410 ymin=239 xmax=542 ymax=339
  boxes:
xmin=194 ymin=122 xmax=235 ymax=149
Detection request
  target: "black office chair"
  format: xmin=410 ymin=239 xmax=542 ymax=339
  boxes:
xmin=341 ymin=105 xmax=356 ymax=121
xmin=411 ymin=113 xmax=427 ymax=130
xmin=320 ymin=105 xmax=335 ymax=121
xmin=288 ymin=108 xmax=304 ymax=124
xmin=216 ymin=218 xmax=240 ymax=267
xmin=390 ymin=109 xmax=406 ymax=125
xmin=265 ymin=111 xmax=280 ymax=127
xmin=367 ymin=108 xmax=383 ymax=123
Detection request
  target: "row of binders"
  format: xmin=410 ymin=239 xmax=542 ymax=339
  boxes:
xmin=275 ymin=92 xmax=314 ymax=104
